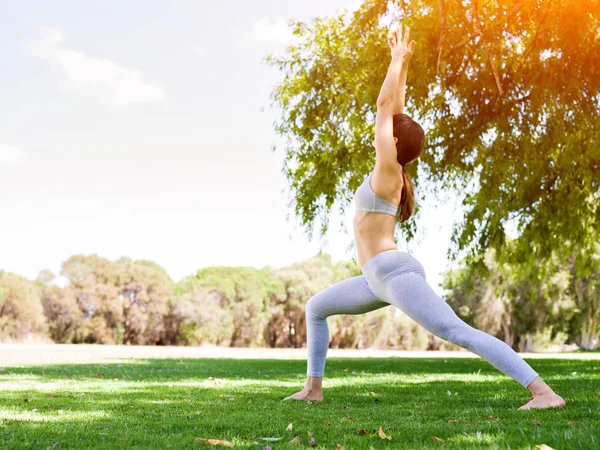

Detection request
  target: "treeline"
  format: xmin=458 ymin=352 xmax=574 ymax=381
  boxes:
xmin=1 ymin=248 xmax=598 ymax=350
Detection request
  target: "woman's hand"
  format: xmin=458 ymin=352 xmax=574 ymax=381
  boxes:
xmin=388 ymin=24 xmax=416 ymax=62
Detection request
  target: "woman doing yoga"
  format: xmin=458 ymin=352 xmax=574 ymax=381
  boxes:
xmin=283 ymin=25 xmax=566 ymax=410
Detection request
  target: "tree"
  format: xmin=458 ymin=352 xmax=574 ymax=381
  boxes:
xmin=567 ymin=244 xmax=600 ymax=349
xmin=173 ymin=266 xmax=278 ymax=347
xmin=37 ymin=270 xmax=82 ymax=343
xmin=60 ymin=255 xmax=173 ymax=344
xmin=267 ymin=0 xmax=600 ymax=264
xmin=0 ymin=271 xmax=47 ymax=341
xmin=443 ymin=246 xmax=583 ymax=351
xmin=116 ymin=258 xmax=173 ymax=345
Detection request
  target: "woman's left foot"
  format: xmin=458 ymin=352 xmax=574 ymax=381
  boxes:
xmin=518 ymin=392 xmax=566 ymax=410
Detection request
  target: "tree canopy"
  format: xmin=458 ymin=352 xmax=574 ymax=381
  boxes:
xmin=267 ymin=0 xmax=600 ymax=264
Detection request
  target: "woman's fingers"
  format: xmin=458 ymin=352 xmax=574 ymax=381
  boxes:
xmin=403 ymin=26 xmax=410 ymax=45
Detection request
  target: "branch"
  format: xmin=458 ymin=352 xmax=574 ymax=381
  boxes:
xmin=488 ymin=51 xmax=505 ymax=96
xmin=437 ymin=0 xmax=447 ymax=74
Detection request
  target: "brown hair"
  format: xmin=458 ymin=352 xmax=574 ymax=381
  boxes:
xmin=393 ymin=113 xmax=425 ymax=223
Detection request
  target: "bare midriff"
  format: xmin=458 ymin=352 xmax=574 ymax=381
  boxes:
xmin=353 ymin=212 xmax=398 ymax=267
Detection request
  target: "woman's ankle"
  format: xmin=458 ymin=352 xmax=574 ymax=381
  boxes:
xmin=305 ymin=376 xmax=323 ymax=391
xmin=527 ymin=376 xmax=553 ymax=397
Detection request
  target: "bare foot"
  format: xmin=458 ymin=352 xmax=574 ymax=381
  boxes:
xmin=518 ymin=391 xmax=566 ymax=410
xmin=283 ymin=388 xmax=323 ymax=402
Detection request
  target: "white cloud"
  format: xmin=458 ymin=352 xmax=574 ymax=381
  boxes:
xmin=0 ymin=145 xmax=26 ymax=165
xmin=25 ymin=26 xmax=166 ymax=106
xmin=251 ymin=18 xmax=299 ymax=45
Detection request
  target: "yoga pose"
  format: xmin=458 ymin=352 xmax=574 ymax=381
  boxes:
xmin=283 ymin=25 xmax=565 ymax=410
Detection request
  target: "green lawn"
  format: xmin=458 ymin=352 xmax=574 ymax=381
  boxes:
xmin=0 ymin=356 xmax=598 ymax=449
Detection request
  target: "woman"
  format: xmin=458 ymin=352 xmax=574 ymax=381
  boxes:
xmin=283 ymin=25 xmax=566 ymax=410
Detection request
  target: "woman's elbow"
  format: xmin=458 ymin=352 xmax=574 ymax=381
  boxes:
xmin=376 ymin=97 xmax=394 ymax=109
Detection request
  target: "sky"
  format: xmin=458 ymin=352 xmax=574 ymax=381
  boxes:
xmin=0 ymin=0 xmax=463 ymax=295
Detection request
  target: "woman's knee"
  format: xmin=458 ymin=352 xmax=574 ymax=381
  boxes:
xmin=305 ymin=294 xmax=328 ymax=321
xmin=440 ymin=323 xmax=474 ymax=349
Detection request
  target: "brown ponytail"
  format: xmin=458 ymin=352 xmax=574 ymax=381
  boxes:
xmin=398 ymin=166 xmax=415 ymax=223
xmin=392 ymin=113 xmax=425 ymax=224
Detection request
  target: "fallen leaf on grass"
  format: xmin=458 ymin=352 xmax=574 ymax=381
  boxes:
xmin=289 ymin=436 xmax=302 ymax=444
xmin=152 ymin=401 xmax=165 ymax=405
xmin=530 ymin=420 xmax=542 ymax=425
xmin=57 ymin=410 xmax=64 ymax=415
xmin=50 ymin=408 xmax=55 ymax=412
xmin=487 ymin=416 xmax=499 ymax=420
xmin=536 ymin=445 xmax=554 ymax=450
xmin=324 ymin=424 xmax=332 ymax=427
xmin=48 ymin=394 xmax=58 ymax=398
xmin=261 ymin=438 xmax=281 ymax=441
xmin=286 ymin=423 xmax=293 ymax=431
xmin=431 ymin=436 xmax=444 ymax=442
xmin=309 ymin=437 xmax=316 ymax=446
xmin=195 ymin=438 xmax=234 ymax=447
xmin=378 ymin=426 xmax=392 ymax=440
xmin=336 ymin=445 xmax=344 ymax=450
xmin=568 ymin=421 xmax=582 ymax=425
xmin=448 ymin=419 xmax=459 ymax=424
xmin=370 ymin=392 xmax=377 ymax=396
xmin=85 ymin=373 xmax=105 ymax=378
xmin=356 ymin=429 xmax=369 ymax=435
xmin=345 ymin=417 xmax=355 ymax=421
xmin=342 ymin=368 xmax=348 ymax=372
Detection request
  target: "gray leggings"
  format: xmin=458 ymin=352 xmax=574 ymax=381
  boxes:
xmin=305 ymin=249 xmax=539 ymax=388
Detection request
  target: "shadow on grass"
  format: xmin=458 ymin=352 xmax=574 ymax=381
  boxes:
xmin=3 ymin=356 xmax=598 ymax=381
xmin=1 ymin=357 xmax=598 ymax=449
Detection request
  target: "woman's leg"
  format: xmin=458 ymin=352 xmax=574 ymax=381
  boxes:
xmin=283 ymin=275 xmax=389 ymax=401
xmin=382 ymin=271 xmax=565 ymax=409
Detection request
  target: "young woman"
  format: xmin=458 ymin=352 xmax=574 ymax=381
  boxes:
xmin=283 ymin=25 xmax=566 ymax=410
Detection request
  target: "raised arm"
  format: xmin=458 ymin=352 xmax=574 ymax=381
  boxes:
xmin=374 ymin=25 xmax=417 ymax=169
xmin=390 ymin=27 xmax=417 ymax=114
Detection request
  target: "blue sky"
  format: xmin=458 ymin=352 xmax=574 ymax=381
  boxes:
xmin=0 ymin=0 xmax=461 ymax=295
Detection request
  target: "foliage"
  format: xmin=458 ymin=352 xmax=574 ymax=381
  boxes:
xmin=444 ymin=243 xmax=600 ymax=350
xmin=266 ymin=0 xmax=600 ymax=265
xmin=0 ymin=271 xmax=47 ymax=340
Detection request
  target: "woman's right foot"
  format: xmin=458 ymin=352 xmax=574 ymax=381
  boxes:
xmin=283 ymin=388 xmax=323 ymax=402
xmin=518 ymin=391 xmax=566 ymax=410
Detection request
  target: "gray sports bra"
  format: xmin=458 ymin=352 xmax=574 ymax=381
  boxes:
xmin=354 ymin=173 xmax=399 ymax=216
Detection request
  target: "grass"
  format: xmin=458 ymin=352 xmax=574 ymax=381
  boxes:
xmin=0 ymin=356 xmax=599 ymax=449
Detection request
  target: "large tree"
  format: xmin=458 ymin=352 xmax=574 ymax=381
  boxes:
xmin=267 ymin=0 xmax=600 ymax=264
xmin=60 ymin=255 xmax=173 ymax=344
xmin=0 ymin=271 xmax=47 ymax=341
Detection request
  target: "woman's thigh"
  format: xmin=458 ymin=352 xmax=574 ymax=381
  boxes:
xmin=306 ymin=275 xmax=390 ymax=318
xmin=382 ymin=272 xmax=464 ymax=334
